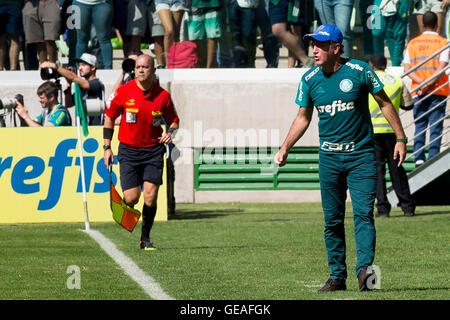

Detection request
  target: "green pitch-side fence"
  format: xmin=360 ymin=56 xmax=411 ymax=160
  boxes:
xmin=194 ymin=147 xmax=417 ymax=191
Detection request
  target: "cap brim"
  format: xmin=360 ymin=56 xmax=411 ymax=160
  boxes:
xmin=74 ymin=58 xmax=93 ymax=66
xmin=303 ymin=34 xmax=332 ymax=42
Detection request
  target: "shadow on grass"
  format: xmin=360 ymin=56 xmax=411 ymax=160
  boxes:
xmin=387 ymin=210 xmax=450 ymax=219
xmin=159 ymin=244 xmax=271 ymax=251
xmin=378 ymin=287 xmax=450 ymax=292
xmin=170 ymin=209 xmax=321 ymax=221
xmin=170 ymin=209 xmax=242 ymax=220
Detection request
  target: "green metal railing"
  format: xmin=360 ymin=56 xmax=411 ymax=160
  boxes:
xmin=194 ymin=147 xmax=417 ymax=191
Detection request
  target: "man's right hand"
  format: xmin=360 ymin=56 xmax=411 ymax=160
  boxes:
xmin=104 ymin=149 xmax=114 ymax=168
xmin=40 ymin=61 xmax=57 ymax=70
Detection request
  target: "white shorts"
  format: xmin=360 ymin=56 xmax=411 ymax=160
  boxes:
xmin=155 ymin=0 xmax=187 ymax=13
xmin=413 ymin=0 xmax=445 ymax=15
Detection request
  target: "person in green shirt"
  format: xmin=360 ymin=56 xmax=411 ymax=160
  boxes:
xmin=186 ymin=0 xmax=222 ymax=67
xmin=15 ymin=81 xmax=72 ymax=127
xmin=274 ymin=24 xmax=408 ymax=292
xmin=371 ymin=0 xmax=409 ymax=66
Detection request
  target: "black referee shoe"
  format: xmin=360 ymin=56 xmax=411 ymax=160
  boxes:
xmin=318 ymin=278 xmax=347 ymax=292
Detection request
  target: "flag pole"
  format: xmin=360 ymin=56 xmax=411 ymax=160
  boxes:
xmin=76 ymin=115 xmax=90 ymax=231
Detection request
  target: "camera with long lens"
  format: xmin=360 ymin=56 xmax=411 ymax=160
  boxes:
xmin=40 ymin=67 xmax=61 ymax=80
xmin=122 ymin=58 xmax=136 ymax=83
xmin=0 ymin=94 xmax=24 ymax=110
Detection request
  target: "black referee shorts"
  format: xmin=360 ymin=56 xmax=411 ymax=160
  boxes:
xmin=118 ymin=143 xmax=166 ymax=191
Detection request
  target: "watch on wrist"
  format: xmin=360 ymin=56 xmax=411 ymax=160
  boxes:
xmin=396 ymin=138 xmax=408 ymax=143
xmin=103 ymin=144 xmax=111 ymax=151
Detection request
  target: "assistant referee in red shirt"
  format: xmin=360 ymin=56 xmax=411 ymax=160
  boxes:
xmin=103 ymin=54 xmax=180 ymax=250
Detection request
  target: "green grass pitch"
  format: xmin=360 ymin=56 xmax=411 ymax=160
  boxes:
xmin=1 ymin=202 xmax=449 ymax=300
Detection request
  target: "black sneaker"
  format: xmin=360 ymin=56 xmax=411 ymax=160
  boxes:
xmin=404 ymin=212 xmax=415 ymax=217
xmin=318 ymin=278 xmax=347 ymax=292
xmin=140 ymin=239 xmax=156 ymax=251
xmin=357 ymin=266 xmax=376 ymax=291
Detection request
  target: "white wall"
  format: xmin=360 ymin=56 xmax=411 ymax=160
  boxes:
xmin=0 ymin=68 xmax=420 ymax=203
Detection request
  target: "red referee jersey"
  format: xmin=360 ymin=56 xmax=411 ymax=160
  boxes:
xmin=106 ymin=79 xmax=179 ymax=148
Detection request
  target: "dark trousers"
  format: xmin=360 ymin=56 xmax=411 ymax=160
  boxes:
xmin=374 ymin=133 xmax=415 ymax=214
xmin=319 ymin=151 xmax=377 ymax=279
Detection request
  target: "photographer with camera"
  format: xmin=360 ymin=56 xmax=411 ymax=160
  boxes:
xmin=113 ymin=50 xmax=144 ymax=92
xmin=14 ymin=81 xmax=72 ymax=127
xmin=40 ymin=53 xmax=106 ymax=125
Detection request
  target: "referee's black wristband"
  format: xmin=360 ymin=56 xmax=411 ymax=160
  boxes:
xmin=168 ymin=127 xmax=176 ymax=134
xmin=103 ymin=127 xmax=114 ymax=140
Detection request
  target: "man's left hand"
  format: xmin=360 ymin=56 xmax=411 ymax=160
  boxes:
xmin=14 ymin=101 xmax=28 ymax=119
xmin=158 ymin=132 xmax=172 ymax=145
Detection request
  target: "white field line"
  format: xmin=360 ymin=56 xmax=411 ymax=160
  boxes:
xmin=84 ymin=229 xmax=175 ymax=300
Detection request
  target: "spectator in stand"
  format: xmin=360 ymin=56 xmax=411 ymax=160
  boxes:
xmin=156 ymin=0 xmax=188 ymax=67
xmin=42 ymin=53 xmax=106 ymax=125
xmin=186 ymin=0 xmax=222 ymax=68
xmin=228 ymin=0 xmax=260 ymax=68
xmin=127 ymin=0 xmax=166 ymax=68
xmin=446 ymin=0 xmax=450 ymax=39
xmin=22 ymin=0 xmax=60 ymax=64
xmin=358 ymin=0 xmax=374 ymax=57
xmin=59 ymin=0 xmax=77 ymax=68
xmin=256 ymin=0 xmax=279 ymax=68
xmin=403 ymin=11 xmax=450 ymax=167
xmin=314 ymin=0 xmax=354 ymax=59
xmin=0 ymin=0 xmax=22 ymax=70
xmin=413 ymin=0 xmax=449 ymax=36
xmin=113 ymin=50 xmax=143 ymax=91
xmin=71 ymin=0 xmax=113 ymax=69
xmin=269 ymin=0 xmax=314 ymax=68
xmin=15 ymin=81 xmax=72 ymax=127
xmin=112 ymin=0 xmax=130 ymax=58
xmin=371 ymin=0 xmax=409 ymax=66
xmin=228 ymin=0 xmax=279 ymax=68
xmin=216 ymin=0 xmax=233 ymax=67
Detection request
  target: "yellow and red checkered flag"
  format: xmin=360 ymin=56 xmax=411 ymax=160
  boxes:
xmin=109 ymin=166 xmax=141 ymax=232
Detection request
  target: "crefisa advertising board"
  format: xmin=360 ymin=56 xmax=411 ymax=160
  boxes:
xmin=0 ymin=126 xmax=167 ymax=224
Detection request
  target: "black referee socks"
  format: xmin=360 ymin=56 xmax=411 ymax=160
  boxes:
xmin=141 ymin=204 xmax=157 ymax=241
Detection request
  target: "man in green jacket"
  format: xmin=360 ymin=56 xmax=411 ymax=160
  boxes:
xmin=371 ymin=0 xmax=409 ymax=66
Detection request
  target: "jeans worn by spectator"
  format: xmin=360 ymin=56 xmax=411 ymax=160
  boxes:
xmin=256 ymin=0 xmax=279 ymax=68
xmin=228 ymin=0 xmax=258 ymax=67
xmin=72 ymin=0 xmax=113 ymax=69
xmin=314 ymin=0 xmax=354 ymax=59
xmin=217 ymin=1 xmax=233 ymax=67
xmin=413 ymin=94 xmax=447 ymax=163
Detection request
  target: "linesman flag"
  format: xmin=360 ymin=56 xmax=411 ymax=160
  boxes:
xmin=74 ymin=82 xmax=89 ymax=137
xmin=109 ymin=166 xmax=141 ymax=232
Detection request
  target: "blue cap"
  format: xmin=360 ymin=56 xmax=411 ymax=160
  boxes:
xmin=303 ymin=24 xmax=343 ymax=44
